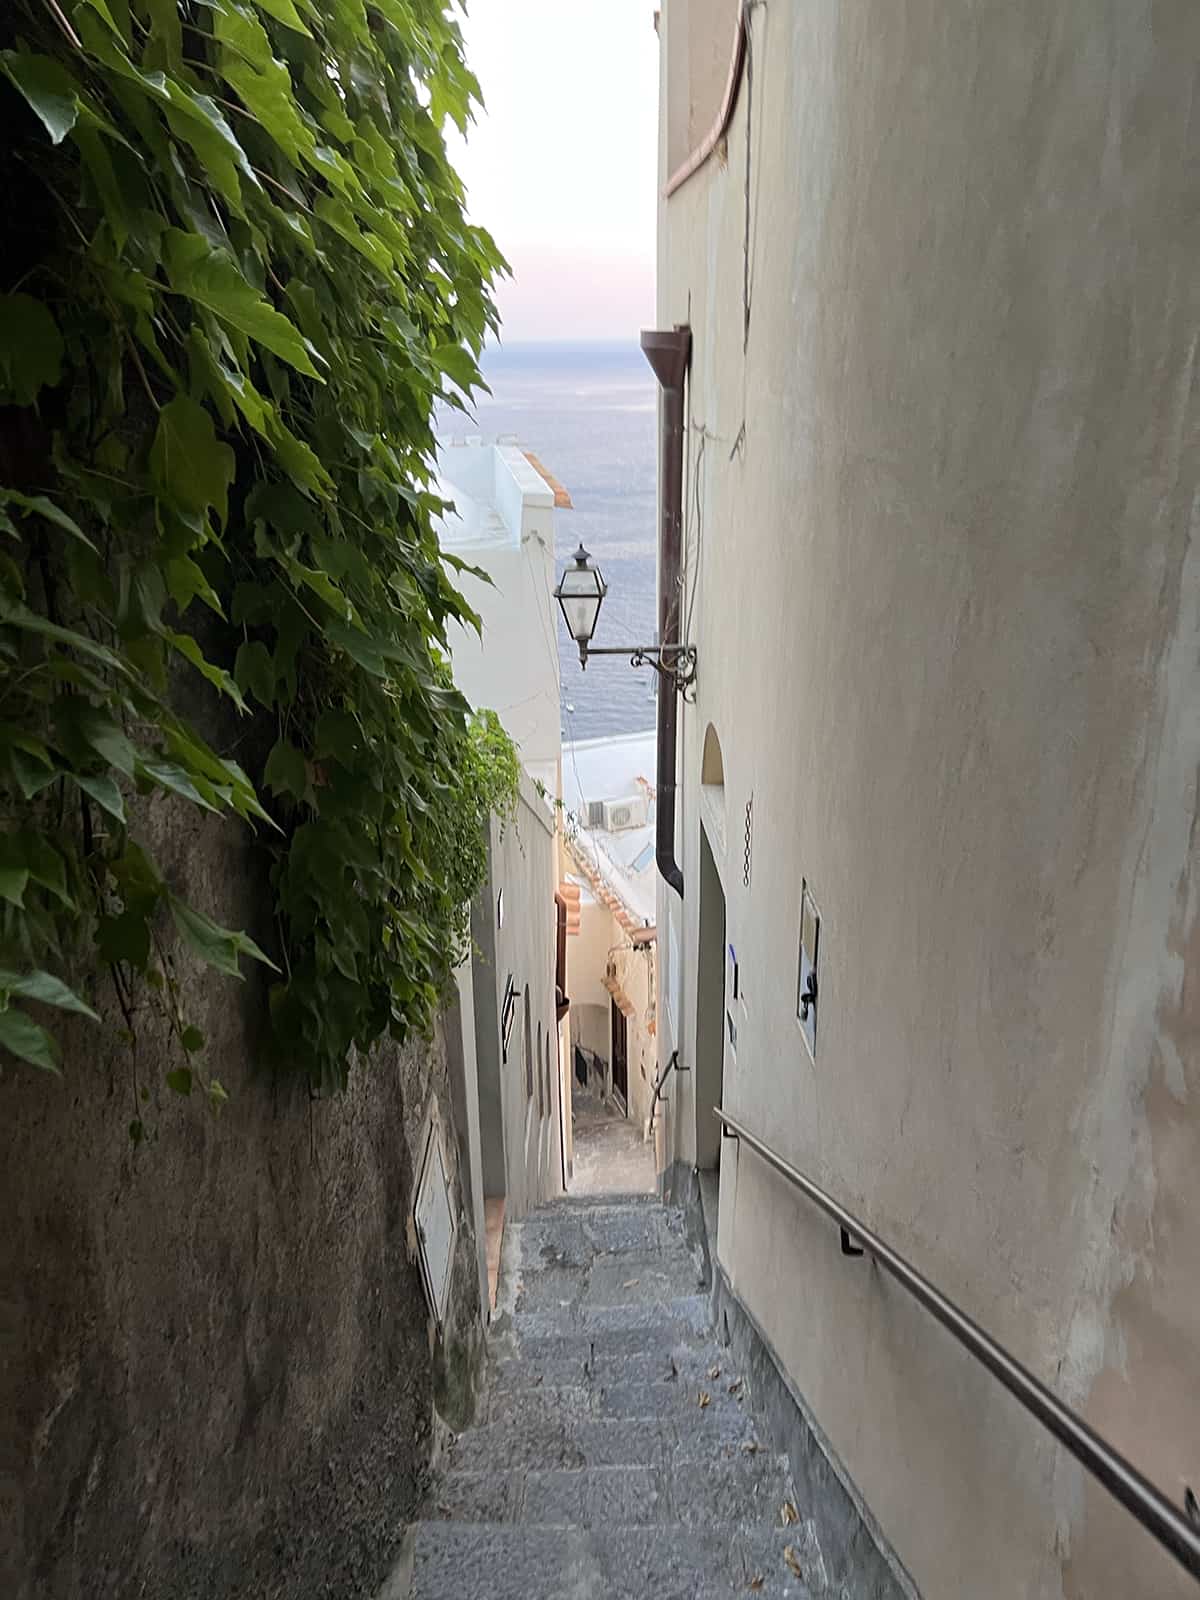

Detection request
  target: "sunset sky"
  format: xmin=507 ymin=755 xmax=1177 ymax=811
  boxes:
xmin=447 ymin=1 xmax=659 ymax=343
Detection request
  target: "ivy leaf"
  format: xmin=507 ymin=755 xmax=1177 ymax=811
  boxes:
xmin=136 ymin=758 xmax=220 ymax=812
xmin=169 ymin=893 xmax=279 ymax=978
xmin=234 ymin=640 xmax=276 ymax=708
xmin=162 ymin=629 xmax=248 ymax=711
xmin=180 ymin=1025 xmax=204 ymax=1052
xmin=0 ymin=835 xmax=29 ymax=905
xmin=56 ymin=697 xmax=137 ymax=777
xmin=0 ymin=969 xmax=99 ymax=1021
xmin=0 ymin=594 xmax=129 ymax=674
xmin=165 ymin=1066 xmax=192 ymax=1094
xmin=0 ymin=491 xmax=95 ymax=550
xmin=0 ymin=1005 xmax=60 ymax=1071
xmin=432 ymin=342 xmax=481 ymax=395
xmin=73 ymin=772 xmax=126 ymax=823
xmin=20 ymin=833 xmax=74 ymax=907
xmin=264 ymin=738 xmax=308 ymax=800
xmin=254 ymin=0 xmax=313 ymax=36
xmin=0 ymin=52 xmax=79 ymax=144
xmin=164 ymin=555 xmax=225 ymax=617
xmin=0 ymin=294 xmax=64 ymax=404
xmin=150 ymin=397 xmax=235 ymax=529
xmin=164 ymin=232 xmax=324 ymax=379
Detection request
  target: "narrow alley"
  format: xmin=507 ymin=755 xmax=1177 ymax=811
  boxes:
xmin=401 ymin=1194 xmax=819 ymax=1599
xmin=568 ymin=1084 xmax=657 ymax=1197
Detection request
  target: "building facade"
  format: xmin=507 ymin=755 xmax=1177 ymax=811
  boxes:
xmin=651 ymin=3 xmax=1200 ymax=1597
xmin=435 ymin=438 xmax=571 ymax=1310
xmin=561 ymin=732 xmax=660 ymax=1137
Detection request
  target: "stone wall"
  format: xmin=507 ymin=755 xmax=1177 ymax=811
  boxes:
xmin=1 ymin=802 xmax=482 ymax=1600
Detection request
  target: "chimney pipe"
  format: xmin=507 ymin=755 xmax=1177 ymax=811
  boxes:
xmin=640 ymin=326 xmax=691 ymax=899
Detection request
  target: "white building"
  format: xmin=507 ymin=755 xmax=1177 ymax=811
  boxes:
xmin=434 ymin=438 xmax=568 ymax=798
xmin=434 ymin=435 xmax=572 ymax=1312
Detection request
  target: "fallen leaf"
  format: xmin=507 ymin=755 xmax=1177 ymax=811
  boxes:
xmin=783 ymin=1545 xmax=804 ymax=1579
xmin=708 ymin=1364 xmax=722 ymax=1380
xmin=667 ymin=1357 xmax=679 ymax=1381
xmin=698 ymin=1390 xmax=711 ymax=1409
xmin=781 ymin=1499 xmax=799 ymax=1525
xmin=728 ymin=1377 xmax=744 ymax=1394
xmin=622 ymin=1278 xmax=640 ymax=1288
xmin=741 ymin=1440 xmax=760 ymax=1456
xmin=747 ymin=1578 xmax=765 ymax=1592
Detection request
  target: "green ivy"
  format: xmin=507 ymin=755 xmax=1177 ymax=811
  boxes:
xmin=0 ymin=0 xmax=514 ymax=1097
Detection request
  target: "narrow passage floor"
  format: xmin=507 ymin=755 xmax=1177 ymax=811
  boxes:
xmin=402 ymin=1194 xmax=825 ymax=1598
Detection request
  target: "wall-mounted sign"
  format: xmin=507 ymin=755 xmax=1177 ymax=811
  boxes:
xmin=414 ymin=1115 xmax=457 ymax=1327
xmin=501 ymin=973 xmax=516 ymax=1063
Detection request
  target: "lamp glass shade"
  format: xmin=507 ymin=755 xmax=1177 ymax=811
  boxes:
xmin=554 ymin=546 xmax=607 ymax=648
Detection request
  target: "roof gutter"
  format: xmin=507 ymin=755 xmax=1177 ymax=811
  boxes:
xmin=640 ymin=326 xmax=691 ymax=899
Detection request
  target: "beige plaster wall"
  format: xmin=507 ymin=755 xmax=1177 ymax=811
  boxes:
xmin=654 ymin=2 xmax=1200 ymax=1596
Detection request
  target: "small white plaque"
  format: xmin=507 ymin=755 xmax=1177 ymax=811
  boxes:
xmin=415 ymin=1120 xmax=456 ymax=1326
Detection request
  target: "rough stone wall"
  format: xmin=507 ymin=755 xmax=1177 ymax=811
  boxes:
xmin=0 ymin=801 xmax=482 ymax=1600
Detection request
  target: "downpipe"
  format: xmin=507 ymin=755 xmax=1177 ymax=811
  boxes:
xmin=640 ymin=326 xmax=691 ymax=899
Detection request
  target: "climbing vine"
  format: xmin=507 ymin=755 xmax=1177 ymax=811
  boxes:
xmin=0 ymin=0 xmax=512 ymax=1098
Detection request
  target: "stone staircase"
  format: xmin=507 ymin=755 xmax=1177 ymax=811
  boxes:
xmin=401 ymin=1194 xmax=831 ymax=1599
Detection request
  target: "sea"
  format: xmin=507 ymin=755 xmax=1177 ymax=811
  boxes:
xmin=438 ymin=341 xmax=659 ymax=743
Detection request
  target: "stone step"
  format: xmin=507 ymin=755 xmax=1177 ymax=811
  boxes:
xmin=429 ymin=1454 xmax=796 ymax=1529
xmin=508 ymin=1290 xmax=712 ymax=1344
xmin=515 ymin=1203 xmax=694 ymax=1269
xmin=446 ymin=1406 xmax=760 ymax=1474
xmin=491 ymin=1341 xmax=727 ymax=1392
xmin=407 ymin=1520 xmax=817 ymax=1600
xmin=484 ymin=1372 xmax=755 ymax=1428
xmin=527 ymin=1191 xmax=664 ymax=1210
xmin=498 ymin=1315 xmax=718 ymax=1373
xmin=512 ymin=1253 xmax=703 ymax=1316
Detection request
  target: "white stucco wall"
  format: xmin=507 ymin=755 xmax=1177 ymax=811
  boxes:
xmin=472 ymin=771 xmax=563 ymax=1222
xmin=436 ymin=442 xmax=561 ymax=792
xmin=655 ymin=3 xmax=1200 ymax=1598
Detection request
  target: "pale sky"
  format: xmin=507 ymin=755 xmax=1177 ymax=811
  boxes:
xmin=447 ymin=1 xmax=660 ymax=343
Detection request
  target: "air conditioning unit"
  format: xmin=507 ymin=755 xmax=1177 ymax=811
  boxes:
xmin=587 ymin=800 xmax=606 ymax=828
xmin=602 ymin=794 xmax=649 ymax=832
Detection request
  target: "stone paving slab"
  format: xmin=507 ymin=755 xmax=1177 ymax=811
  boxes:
xmin=409 ymin=1522 xmax=815 ymax=1600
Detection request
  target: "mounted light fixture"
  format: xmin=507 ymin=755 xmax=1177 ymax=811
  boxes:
xmin=553 ymin=542 xmax=697 ymax=693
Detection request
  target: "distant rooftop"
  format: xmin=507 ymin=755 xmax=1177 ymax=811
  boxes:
xmin=564 ymin=731 xmax=658 ymax=926
xmin=523 ymin=452 xmax=573 ymax=509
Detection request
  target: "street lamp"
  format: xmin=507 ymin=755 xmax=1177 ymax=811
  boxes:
xmin=553 ymin=543 xmax=697 ymax=693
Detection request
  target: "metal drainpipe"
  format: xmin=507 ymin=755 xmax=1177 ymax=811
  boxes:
xmin=640 ymin=325 xmax=691 ymax=898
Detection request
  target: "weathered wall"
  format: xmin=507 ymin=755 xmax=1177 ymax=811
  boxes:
xmin=1 ymin=802 xmax=483 ymax=1600
xmin=473 ymin=772 xmax=563 ymax=1221
xmin=566 ymin=890 xmax=658 ymax=1129
xmin=655 ymin=2 xmax=1200 ymax=1596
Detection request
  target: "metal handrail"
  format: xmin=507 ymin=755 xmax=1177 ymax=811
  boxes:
xmin=713 ymin=1106 xmax=1200 ymax=1584
xmin=648 ymin=1049 xmax=684 ymax=1137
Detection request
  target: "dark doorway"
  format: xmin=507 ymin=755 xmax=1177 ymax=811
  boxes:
xmin=610 ymin=999 xmax=629 ymax=1113
xmin=695 ymin=822 xmax=726 ymax=1171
